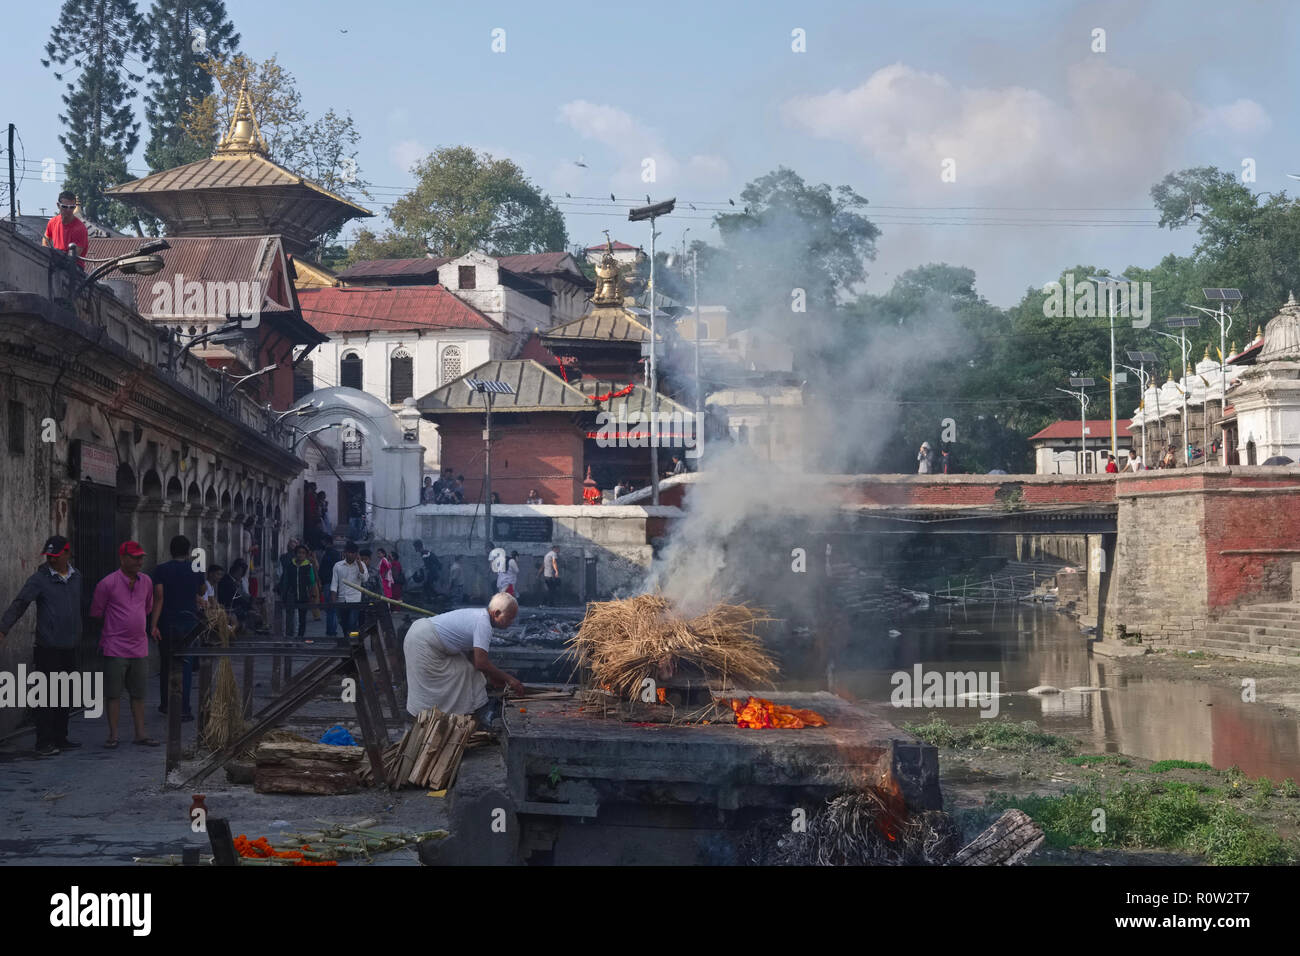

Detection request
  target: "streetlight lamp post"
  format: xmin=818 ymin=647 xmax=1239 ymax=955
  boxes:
xmin=1058 ymin=376 xmax=1094 ymax=474
xmin=467 ymin=378 xmax=515 ymax=551
xmin=1159 ymin=317 xmax=1200 ymax=465
xmin=1188 ymin=289 xmax=1242 ymax=464
xmin=629 ymin=198 xmax=676 ymax=505
xmin=1124 ymin=350 xmax=1157 ymax=469
xmin=72 ymin=238 xmax=171 ymax=304
xmin=1087 ymin=275 xmax=1125 ymax=461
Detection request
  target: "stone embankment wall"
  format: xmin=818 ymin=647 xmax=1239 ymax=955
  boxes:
xmin=412 ymin=504 xmax=680 ymax=603
xmin=1113 ymin=469 xmax=1300 ymax=642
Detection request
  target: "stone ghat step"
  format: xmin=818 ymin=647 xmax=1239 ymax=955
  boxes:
xmin=1225 ymin=610 xmax=1300 ymax=623
xmin=1211 ymin=624 xmax=1300 ymax=646
xmin=1194 ymin=636 xmax=1300 ymax=660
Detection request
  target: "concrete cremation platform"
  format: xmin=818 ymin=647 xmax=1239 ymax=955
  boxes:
xmin=498 ymin=690 xmax=941 ymax=865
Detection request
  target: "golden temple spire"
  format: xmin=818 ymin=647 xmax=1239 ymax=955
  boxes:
xmin=1203 ymin=343 xmax=1210 ymax=360
xmin=216 ymin=79 xmax=268 ymax=157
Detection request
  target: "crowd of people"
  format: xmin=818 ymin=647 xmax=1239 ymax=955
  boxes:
xmin=0 ymin=533 xmax=269 ymax=754
xmin=421 ymin=468 xmax=467 ymax=504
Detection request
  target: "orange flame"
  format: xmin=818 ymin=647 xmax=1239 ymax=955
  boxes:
xmin=727 ymin=696 xmax=827 ymax=729
xmin=656 ymin=687 xmax=667 ymax=704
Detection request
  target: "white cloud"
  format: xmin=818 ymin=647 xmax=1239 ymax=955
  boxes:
xmin=557 ymin=99 xmax=729 ymax=190
xmin=1199 ymin=98 xmax=1272 ymax=135
xmin=390 ymin=139 xmax=427 ymax=176
xmin=783 ymin=61 xmax=1266 ymax=198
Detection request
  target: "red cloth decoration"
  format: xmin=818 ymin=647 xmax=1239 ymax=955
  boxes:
xmin=589 ymin=384 xmax=634 ymax=403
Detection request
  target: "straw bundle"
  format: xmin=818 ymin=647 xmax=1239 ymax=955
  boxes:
xmin=199 ymin=603 xmax=246 ymax=753
xmin=570 ymin=593 xmax=778 ymax=698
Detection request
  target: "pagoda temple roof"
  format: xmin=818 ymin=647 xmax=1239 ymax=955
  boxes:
xmin=417 ymin=358 xmax=687 ymax=419
xmin=541 ymin=306 xmax=655 ymax=347
xmin=105 ymin=80 xmax=371 ymax=255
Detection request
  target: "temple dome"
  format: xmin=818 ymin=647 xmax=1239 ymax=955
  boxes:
xmin=1259 ymin=293 xmax=1300 ymax=362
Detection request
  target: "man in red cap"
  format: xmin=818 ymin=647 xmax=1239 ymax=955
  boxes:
xmin=89 ymin=541 xmax=161 ymax=748
xmin=43 ymin=191 xmax=89 ymax=270
xmin=0 ymin=535 xmax=85 ymax=756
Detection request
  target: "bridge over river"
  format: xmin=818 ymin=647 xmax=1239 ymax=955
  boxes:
xmin=662 ymin=468 xmax=1300 ymax=646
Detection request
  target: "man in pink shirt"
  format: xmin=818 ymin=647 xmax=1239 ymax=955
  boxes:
xmin=90 ymin=541 xmax=161 ymax=748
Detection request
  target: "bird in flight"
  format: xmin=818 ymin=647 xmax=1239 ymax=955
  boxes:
xmin=574 ymin=154 xmax=587 ymax=168
xmin=610 ymin=193 xmax=616 ymax=202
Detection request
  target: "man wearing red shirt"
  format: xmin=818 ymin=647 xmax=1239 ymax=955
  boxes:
xmin=43 ymin=191 xmax=89 ymax=269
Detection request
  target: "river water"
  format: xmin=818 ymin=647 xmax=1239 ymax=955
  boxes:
xmin=780 ymin=604 xmax=1300 ymax=781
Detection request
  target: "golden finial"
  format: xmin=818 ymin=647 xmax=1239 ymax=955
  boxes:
xmin=1166 ymin=369 xmax=1174 ymax=382
xmin=1256 ymin=325 xmax=1263 ymax=340
xmin=1229 ymin=340 xmax=1237 ymax=355
xmin=216 ymin=78 xmax=269 ymax=156
xmin=1203 ymin=343 xmax=1210 ymax=360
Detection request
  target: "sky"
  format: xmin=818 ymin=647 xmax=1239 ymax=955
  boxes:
xmin=5 ymin=0 xmax=1300 ymax=306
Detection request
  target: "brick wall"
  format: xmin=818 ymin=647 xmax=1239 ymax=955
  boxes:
xmin=1113 ymin=468 xmax=1300 ymax=640
xmin=437 ymin=417 xmax=584 ymax=505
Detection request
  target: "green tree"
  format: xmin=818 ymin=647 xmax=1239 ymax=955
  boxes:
xmin=1151 ymin=167 xmax=1300 ymax=331
xmin=342 ymin=228 xmax=427 ymax=265
xmin=366 ymin=146 xmax=568 ymax=259
xmin=706 ymin=167 xmax=880 ymax=323
xmin=142 ymin=0 xmax=240 ymax=172
xmin=42 ymin=0 xmax=150 ymax=228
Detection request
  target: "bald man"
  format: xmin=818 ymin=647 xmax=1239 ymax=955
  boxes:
xmin=404 ymin=592 xmax=524 ymax=725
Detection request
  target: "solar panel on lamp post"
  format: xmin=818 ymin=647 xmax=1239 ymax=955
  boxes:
xmin=629 ymin=198 xmax=675 ymax=505
xmin=467 ymin=378 xmax=516 ymax=547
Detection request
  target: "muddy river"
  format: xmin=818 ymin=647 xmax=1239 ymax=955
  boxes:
xmin=780 ymin=604 xmax=1300 ymax=781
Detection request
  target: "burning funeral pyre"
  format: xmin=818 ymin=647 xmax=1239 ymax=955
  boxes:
xmin=568 ymin=593 xmax=825 ymax=726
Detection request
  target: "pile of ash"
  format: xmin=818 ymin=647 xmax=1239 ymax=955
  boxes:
xmin=494 ymin=614 xmax=581 ymax=648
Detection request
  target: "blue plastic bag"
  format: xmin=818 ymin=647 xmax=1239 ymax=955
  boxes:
xmin=319 ymin=725 xmax=357 ymax=746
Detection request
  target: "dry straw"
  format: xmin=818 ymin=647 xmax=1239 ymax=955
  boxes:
xmin=570 ymin=593 xmax=778 ymax=697
xmin=199 ymin=603 xmax=245 ymax=752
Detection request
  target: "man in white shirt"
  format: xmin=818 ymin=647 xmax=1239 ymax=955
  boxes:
xmin=330 ymin=541 xmax=367 ymax=635
xmin=1127 ymin=455 xmax=1143 ymax=472
xmin=404 ymin=593 xmax=523 ymax=722
xmin=497 ymin=551 xmax=520 ymax=596
xmin=542 ymin=544 xmax=560 ymax=605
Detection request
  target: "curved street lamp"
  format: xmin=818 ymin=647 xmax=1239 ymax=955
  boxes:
xmin=72 ymin=238 xmax=171 ymax=302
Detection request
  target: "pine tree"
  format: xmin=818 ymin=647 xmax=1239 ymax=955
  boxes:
xmin=143 ymin=0 xmax=240 ymax=172
xmin=42 ymin=0 xmax=149 ymax=228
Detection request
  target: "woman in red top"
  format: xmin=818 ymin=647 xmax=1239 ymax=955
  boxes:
xmin=377 ymin=548 xmax=394 ymax=599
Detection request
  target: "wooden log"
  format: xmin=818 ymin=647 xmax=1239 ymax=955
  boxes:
xmin=951 ymin=809 xmax=1045 ymax=866
xmin=255 ymin=741 xmax=365 ymax=764
xmin=254 ymin=768 xmax=362 ymax=795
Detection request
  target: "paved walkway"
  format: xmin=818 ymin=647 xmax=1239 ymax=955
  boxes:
xmin=0 ymin=610 xmax=440 ymax=866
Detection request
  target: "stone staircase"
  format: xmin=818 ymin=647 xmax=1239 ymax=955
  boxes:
xmin=1196 ymin=603 xmax=1300 ymax=662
